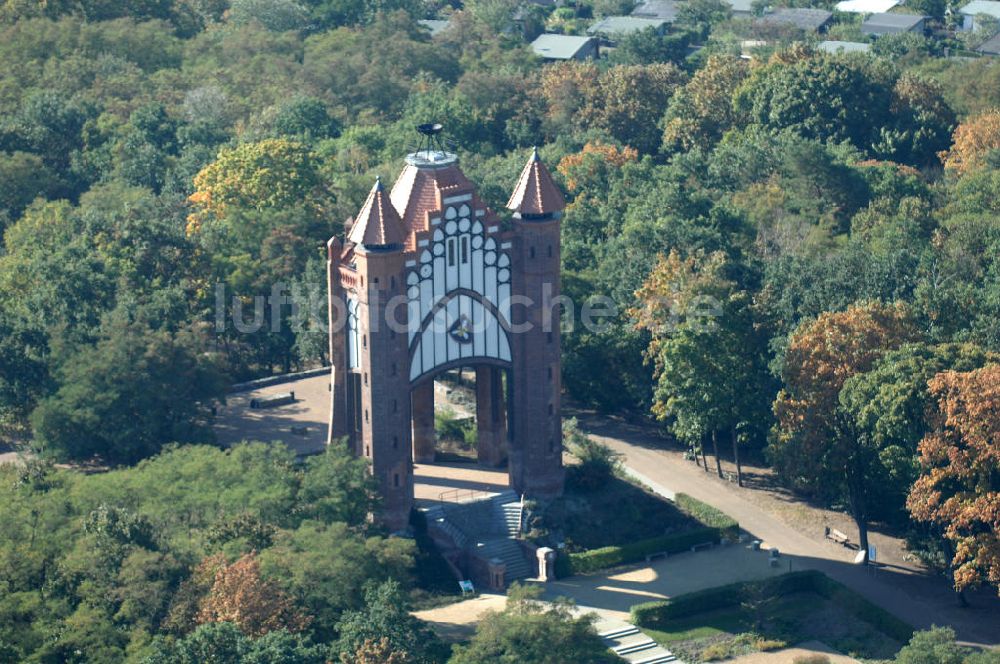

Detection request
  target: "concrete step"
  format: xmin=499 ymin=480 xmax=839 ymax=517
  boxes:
xmin=614 ymin=639 xmax=658 ymax=656
xmin=599 ymin=625 xmax=640 ymax=640
xmin=633 ymin=654 xmax=677 ymax=664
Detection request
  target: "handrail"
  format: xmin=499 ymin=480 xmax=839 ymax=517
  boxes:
xmin=438 ymin=487 xmax=491 ymax=504
xmin=518 ymin=493 xmax=526 ymax=538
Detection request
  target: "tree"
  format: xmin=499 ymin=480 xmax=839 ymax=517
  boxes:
xmin=228 ymin=0 xmax=311 ymax=31
xmin=662 ymin=55 xmax=749 ymax=153
xmin=30 ymin=319 xmax=227 ymax=464
xmin=894 ymin=626 xmax=977 ymax=664
xmin=733 ymin=54 xmax=894 ymax=157
xmin=839 ymin=343 xmax=996 ymax=524
xmin=939 ymin=110 xmax=1000 ymax=175
xmin=197 ymin=553 xmax=311 ymax=637
xmin=335 ymin=580 xmax=444 ymax=663
xmin=593 ymin=64 xmax=686 ymax=154
xmin=771 ymin=302 xmax=918 ymax=553
xmin=0 ymin=151 xmax=65 ymax=222
xmin=908 ymin=365 xmax=1000 ymax=596
xmin=634 ymin=250 xmax=773 ymax=484
xmin=449 ymin=584 xmax=619 ymax=664
xmin=143 ymin=622 xmax=329 ymax=664
xmin=876 ymin=73 xmax=956 ymax=168
xmin=273 ymin=96 xmax=341 ymax=139
xmin=187 ymin=138 xmax=329 ymax=232
xmin=259 ymin=521 xmax=416 ymax=641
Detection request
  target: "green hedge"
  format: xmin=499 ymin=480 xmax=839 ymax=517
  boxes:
xmin=631 ymin=571 xmax=913 ymax=643
xmin=552 ymin=492 xmax=740 ymax=577
xmin=674 ymin=493 xmax=739 ymax=534
xmin=556 ymin=526 xmax=725 ymax=577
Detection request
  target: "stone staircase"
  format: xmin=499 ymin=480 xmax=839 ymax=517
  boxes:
xmin=422 ymin=490 xmax=532 ymax=585
xmin=475 ymin=537 xmax=533 ymax=580
xmin=596 ymin=618 xmax=681 ymax=664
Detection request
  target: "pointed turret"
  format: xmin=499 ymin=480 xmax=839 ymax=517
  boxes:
xmin=506 ymin=148 xmax=565 ymax=217
xmin=348 ymin=177 xmax=408 ymax=249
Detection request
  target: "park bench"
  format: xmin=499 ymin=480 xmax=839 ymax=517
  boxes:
xmin=690 ymin=541 xmax=713 ymax=553
xmin=825 ymin=527 xmax=850 ymax=546
xmin=250 ymin=391 xmax=295 ymax=409
xmin=645 ymin=551 xmax=669 ymax=562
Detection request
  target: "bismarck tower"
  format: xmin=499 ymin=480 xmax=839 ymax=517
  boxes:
xmin=328 ymin=127 xmax=566 ymax=530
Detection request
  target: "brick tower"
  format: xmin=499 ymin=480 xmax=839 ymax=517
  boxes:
xmin=328 ymin=133 xmax=565 ymax=531
xmin=506 ymin=147 xmax=566 ymax=498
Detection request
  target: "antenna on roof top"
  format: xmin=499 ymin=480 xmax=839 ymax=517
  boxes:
xmin=413 ymin=122 xmax=458 ymax=157
xmin=416 ymin=122 xmax=445 ymax=155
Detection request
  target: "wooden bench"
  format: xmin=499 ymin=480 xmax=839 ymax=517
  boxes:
xmin=690 ymin=541 xmax=713 ymax=553
xmin=645 ymin=551 xmax=669 ymax=562
xmin=825 ymin=527 xmax=850 ymax=546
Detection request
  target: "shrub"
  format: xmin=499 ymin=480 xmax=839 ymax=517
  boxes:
xmin=793 ymin=654 xmax=831 ymax=664
xmin=436 ymin=408 xmax=475 ymax=446
xmin=558 ymin=526 xmax=723 ymax=576
xmin=564 ymin=418 xmax=622 ymax=491
xmin=702 ymin=642 xmax=731 ymax=661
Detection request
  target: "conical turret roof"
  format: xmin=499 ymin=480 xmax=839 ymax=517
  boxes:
xmin=506 ymin=148 xmax=565 ymax=216
xmin=348 ymin=177 xmax=408 ymax=247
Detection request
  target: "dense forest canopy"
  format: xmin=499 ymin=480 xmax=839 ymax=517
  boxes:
xmin=1 ymin=0 xmax=1000 ymax=659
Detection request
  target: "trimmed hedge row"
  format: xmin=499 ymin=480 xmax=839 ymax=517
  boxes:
xmin=630 ymin=570 xmax=913 ymax=644
xmin=552 ymin=492 xmax=740 ymax=577
xmin=555 ymin=526 xmax=725 ymax=577
xmin=675 ymin=493 xmax=739 ymax=533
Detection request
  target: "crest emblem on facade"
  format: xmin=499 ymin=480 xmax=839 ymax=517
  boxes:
xmin=448 ymin=314 xmax=474 ymax=344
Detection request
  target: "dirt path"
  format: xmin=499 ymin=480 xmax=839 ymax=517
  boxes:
xmin=569 ymin=409 xmax=1000 ymax=648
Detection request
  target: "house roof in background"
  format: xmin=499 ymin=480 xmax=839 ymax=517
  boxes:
xmin=417 ymin=19 xmax=451 ymax=37
xmin=756 ymin=7 xmax=834 ymax=30
xmin=587 ymin=15 xmax=668 ymax=35
xmin=861 ymin=12 xmax=926 ymax=31
xmin=959 ymin=0 xmax=1000 ymax=16
xmin=835 ymin=0 xmax=899 ymax=13
xmin=631 ymin=0 xmax=682 ymax=21
xmin=530 ymin=33 xmax=596 ymax=59
xmin=978 ymin=31 xmax=1000 ymax=52
xmin=727 ymin=0 xmax=756 ymax=13
xmin=817 ymin=39 xmax=873 ymax=52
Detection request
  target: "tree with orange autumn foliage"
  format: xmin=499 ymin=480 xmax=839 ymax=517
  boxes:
xmin=908 ymin=365 xmax=1000 ymax=597
xmin=556 ymin=142 xmax=639 ymax=194
xmin=197 ymin=552 xmax=310 ymax=637
xmin=771 ymin=301 xmax=918 ymax=554
xmin=939 ymin=109 xmax=1000 ymax=174
xmin=342 ymin=637 xmax=413 ymax=664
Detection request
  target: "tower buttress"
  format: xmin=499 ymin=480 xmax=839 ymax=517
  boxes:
xmin=507 ymin=148 xmax=566 ymax=498
xmin=330 ymin=178 xmax=413 ymax=530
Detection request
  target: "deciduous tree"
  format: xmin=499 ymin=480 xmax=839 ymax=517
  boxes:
xmin=771 ymin=301 xmax=918 ymax=553
xmin=908 ymin=365 xmax=1000 ymax=595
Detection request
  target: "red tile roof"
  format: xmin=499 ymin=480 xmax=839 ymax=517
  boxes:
xmin=348 ymin=177 xmax=408 ymax=247
xmin=507 ymin=148 xmax=565 ymax=216
xmin=390 ymin=160 xmax=477 ymax=236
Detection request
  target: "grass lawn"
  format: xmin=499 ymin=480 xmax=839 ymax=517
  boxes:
xmin=642 ymin=591 xmax=903 ymax=663
xmin=536 ymin=473 xmax=704 ymax=551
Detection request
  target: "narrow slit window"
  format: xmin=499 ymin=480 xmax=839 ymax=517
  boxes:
xmin=447 ymin=238 xmax=456 ymax=266
xmin=461 ymin=236 xmax=469 ymax=264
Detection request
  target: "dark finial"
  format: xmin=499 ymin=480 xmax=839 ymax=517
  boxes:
xmin=531 ymin=146 xmax=540 ymax=161
xmin=374 ymin=175 xmax=383 ymax=191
